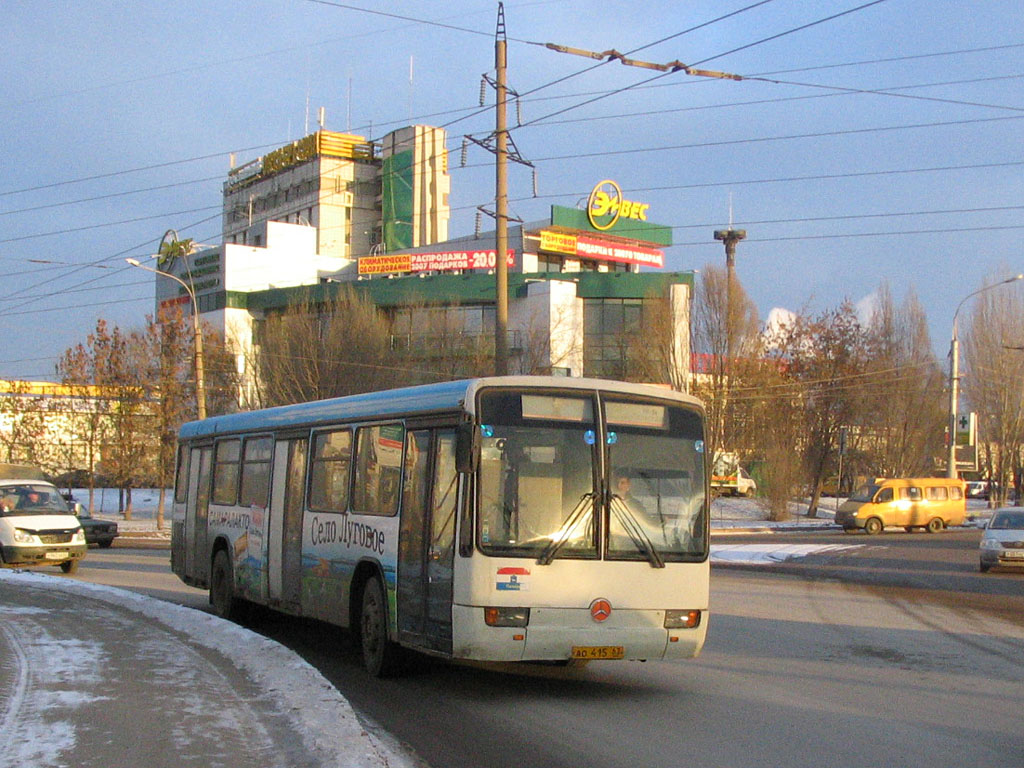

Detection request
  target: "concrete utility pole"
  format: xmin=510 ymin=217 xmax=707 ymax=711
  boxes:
xmin=126 ymin=254 xmax=208 ymax=421
xmin=494 ymin=3 xmax=509 ymax=376
xmin=947 ymin=274 xmax=1023 ymax=477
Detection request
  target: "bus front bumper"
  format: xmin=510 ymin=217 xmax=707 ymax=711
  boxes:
xmin=452 ymin=604 xmax=707 ymax=663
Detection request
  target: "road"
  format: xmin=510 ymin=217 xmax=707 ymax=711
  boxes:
xmin=72 ymin=533 xmax=1024 ymax=768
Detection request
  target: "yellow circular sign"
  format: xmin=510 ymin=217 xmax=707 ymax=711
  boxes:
xmin=587 ymin=179 xmax=622 ymax=231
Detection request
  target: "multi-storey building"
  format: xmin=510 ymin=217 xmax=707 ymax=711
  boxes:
xmin=147 ymin=126 xmax=695 ymax=399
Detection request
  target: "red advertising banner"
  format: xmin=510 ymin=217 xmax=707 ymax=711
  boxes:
xmin=574 ymin=237 xmax=664 ymax=268
xmin=359 ymin=250 xmax=515 ymax=275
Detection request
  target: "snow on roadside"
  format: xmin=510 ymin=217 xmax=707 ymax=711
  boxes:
xmin=711 ymin=542 xmax=862 ymax=564
xmin=0 ymin=570 xmax=414 ymax=768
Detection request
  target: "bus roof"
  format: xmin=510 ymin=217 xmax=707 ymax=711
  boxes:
xmin=178 ymin=376 xmax=704 ymax=440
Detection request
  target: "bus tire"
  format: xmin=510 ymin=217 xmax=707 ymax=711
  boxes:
xmin=210 ymin=549 xmax=239 ymax=620
xmin=360 ymin=575 xmax=403 ymax=677
xmin=864 ymin=517 xmax=883 ymax=535
xmin=926 ymin=517 xmax=944 ymax=534
xmin=60 ymin=559 xmax=79 ymax=574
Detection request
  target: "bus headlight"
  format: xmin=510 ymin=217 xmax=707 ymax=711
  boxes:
xmin=484 ymin=607 xmax=530 ymax=627
xmin=73 ymin=528 xmax=86 ymax=544
xmin=664 ymin=609 xmax=701 ymax=629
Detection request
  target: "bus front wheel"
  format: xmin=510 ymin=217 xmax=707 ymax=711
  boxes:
xmin=360 ymin=575 xmax=403 ymax=677
xmin=864 ymin=517 xmax=884 ymax=535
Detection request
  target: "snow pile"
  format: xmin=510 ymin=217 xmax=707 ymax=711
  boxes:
xmin=0 ymin=570 xmax=410 ymax=768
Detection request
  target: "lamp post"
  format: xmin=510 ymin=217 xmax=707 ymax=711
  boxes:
xmin=947 ymin=274 xmax=1023 ymax=477
xmin=126 ymin=257 xmax=207 ymax=420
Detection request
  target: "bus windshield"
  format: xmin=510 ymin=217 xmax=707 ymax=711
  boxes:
xmin=477 ymin=391 xmax=598 ymax=558
xmin=605 ymin=397 xmax=706 ymax=562
xmin=475 ymin=389 xmax=707 ymax=563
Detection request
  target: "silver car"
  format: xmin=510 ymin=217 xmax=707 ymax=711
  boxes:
xmin=979 ymin=508 xmax=1024 ymax=573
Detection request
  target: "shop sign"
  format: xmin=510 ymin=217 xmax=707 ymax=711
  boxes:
xmin=539 ymin=230 xmax=578 ymax=255
xmin=358 ymin=254 xmax=413 ymax=275
xmin=587 ymin=179 xmax=650 ymax=231
xmin=576 ymin=237 xmax=663 ymax=267
xmin=359 ymin=250 xmax=515 ymax=275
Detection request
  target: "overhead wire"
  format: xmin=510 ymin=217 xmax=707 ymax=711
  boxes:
xmin=1 ymin=2 xmax=1014 ymax=373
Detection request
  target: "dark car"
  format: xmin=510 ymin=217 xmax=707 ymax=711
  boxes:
xmin=62 ymin=493 xmax=118 ymax=548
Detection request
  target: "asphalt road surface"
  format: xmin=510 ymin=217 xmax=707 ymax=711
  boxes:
xmin=73 ymin=534 xmax=1024 ymax=768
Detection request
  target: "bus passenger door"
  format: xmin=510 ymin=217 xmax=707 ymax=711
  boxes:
xmin=397 ymin=429 xmax=456 ymax=655
xmin=185 ymin=446 xmax=212 ymax=584
xmin=268 ymin=437 xmax=306 ymax=609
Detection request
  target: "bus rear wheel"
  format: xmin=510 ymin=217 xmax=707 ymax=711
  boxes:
xmin=210 ymin=549 xmax=238 ymax=619
xmin=926 ymin=517 xmax=944 ymax=534
xmin=360 ymin=575 xmax=403 ymax=677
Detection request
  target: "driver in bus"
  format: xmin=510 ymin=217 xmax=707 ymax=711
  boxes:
xmin=614 ymin=473 xmax=648 ymax=517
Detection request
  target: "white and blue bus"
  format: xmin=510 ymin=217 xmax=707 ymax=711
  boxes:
xmin=171 ymin=376 xmax=709 ymax=675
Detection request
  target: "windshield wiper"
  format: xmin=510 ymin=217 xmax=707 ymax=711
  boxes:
xmin=610 ymin=495 xmax=665 ymax=568
xmin=536 ymin=491 xmax=597 ymax=566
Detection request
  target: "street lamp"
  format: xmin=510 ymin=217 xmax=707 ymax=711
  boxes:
xmin=947 ymin=273 xmax=1023 ymax=477
xmin=125 ymin=257 xmax=207 ymax=420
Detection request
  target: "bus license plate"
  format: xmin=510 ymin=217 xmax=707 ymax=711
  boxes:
xmin=45 ymin=552 xmax=68 ymax=560
xmin=571 ymin=645 xmax=624 ymax=660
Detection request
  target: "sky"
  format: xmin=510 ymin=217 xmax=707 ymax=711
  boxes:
xmin=2 ymin=0 xmax=1023 ymax=381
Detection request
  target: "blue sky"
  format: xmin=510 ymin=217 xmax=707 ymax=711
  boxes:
xmin=2 ymin=0 xmax=1022 ymax=380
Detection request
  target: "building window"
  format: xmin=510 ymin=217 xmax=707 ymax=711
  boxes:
xmin=582 ymin=298 xmax=649 ymax=379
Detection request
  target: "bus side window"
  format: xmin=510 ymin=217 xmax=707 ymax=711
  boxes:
xmin=174 ymin=444 xmax=190 ymax=504
xmin=240 ymin=436 xmax=273 ymax=507
xmin=212 ymin=439 xmax=241 ymax=505
xmin=309 ymin=430 xmax=351 ymax=512
xmin=876 ymin=487 xmax=893 ymax=503
xmin=353 ymin=424 xmax=404 ymax=516
xmin=926 ymin=486 xmax=948 ymax=501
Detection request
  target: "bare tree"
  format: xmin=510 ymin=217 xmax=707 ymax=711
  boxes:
xmin=734 ymin=354 xmax=804 ymax=520
xmin=246 ymin=287 xmax=406 ymax=408
xmin=767 ymin=301 xmax=871 ymax=516
xmin=863 ymin=284 xmax=945 ymax=477
xmin=57 ymin=319 xmax=151 ymax=519
xmin=963 ymin=278 xmax=1024 ymax=505
xmin=691 ymin=264 xmax=760 ymax=463
xmin=624 ymin=288 xmax=691 ymax=391
xmin=140 ymin=307 xmax=197 ymax=529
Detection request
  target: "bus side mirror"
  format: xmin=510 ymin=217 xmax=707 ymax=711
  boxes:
xmin=455 ymin=422 xmax=479 ymax=474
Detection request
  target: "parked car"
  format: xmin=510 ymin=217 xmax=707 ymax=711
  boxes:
xmin=61 ymin=493 xmax=118 ymax=548
xmin=978 ymin=508 xmax=1024 ymax=573
xmin=966 ymin=480 xmax=987 ymax=499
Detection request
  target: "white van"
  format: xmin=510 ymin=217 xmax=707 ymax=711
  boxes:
xmin=0 ymin=466 xmax=86 ymax=574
